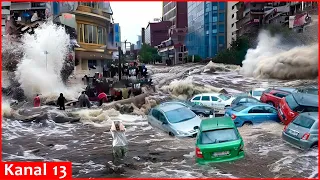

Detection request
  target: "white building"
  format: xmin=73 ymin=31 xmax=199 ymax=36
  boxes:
xmin=2 ymin=2 xmax=11 ymax=36
xmin=227 ymin=2 xmax=238 ymax=48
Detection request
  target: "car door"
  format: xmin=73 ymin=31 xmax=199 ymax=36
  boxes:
xmin=272 ymin=92 xmax=288 ymax=108
xmin=211 ymin=96 xmax=224 ymax=110
xmin=156 ymin=111 xmax=170 ymax=132
xmin=248 ymin=106 xmax=269 ymax=123
xmin=201 ymin=95 xmax=212 ymax=107
xmin=262 ymin=106 xmax=278 ymax=121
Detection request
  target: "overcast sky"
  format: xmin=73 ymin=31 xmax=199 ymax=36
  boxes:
xmin=110 ymin=2 xmax=162 ymax=45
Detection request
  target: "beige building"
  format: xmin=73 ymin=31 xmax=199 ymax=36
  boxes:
xmin=227 ymin=2 xmax=238 ymax=48
xmin=74 ymin=2 xmax=115 ymax=77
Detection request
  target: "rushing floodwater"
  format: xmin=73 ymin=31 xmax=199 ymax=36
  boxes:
xmin=2 ymin=64 xmax=318 ymax=178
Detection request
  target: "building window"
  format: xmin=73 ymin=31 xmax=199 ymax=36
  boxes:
xmin=212 ymin=16 xmax=217 ymax=22
xmin=212 ymin=6 xmax=217 ymax=11
xmin=232 ymin=14 xmax=235 ymax=18
xmin=218 ymin=36 xmax=225 ymax=44
xmin=231 ymin=23 xmax=234 ymax=27
xmin=219 ymin=13 xmax=225 ymax=22
xmin=219 ymin=2 xmax=225 ymax=10
xmin=219 ymin=24 xmax=225 ymax=33
xmin=232 ymin=5 xmax=235 ymax=10
xmin=80 ymin=2 xmax=97 ymax=8
xmin=78 ymin=23 xmax=107 ymax=45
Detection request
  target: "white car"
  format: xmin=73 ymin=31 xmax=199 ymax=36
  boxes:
xmin=248 ymin=88 xmax=266 ymax=100
xmin=190 ymin=93 xmax=235 ymax=110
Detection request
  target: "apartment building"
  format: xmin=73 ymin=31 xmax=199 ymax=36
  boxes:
xmin=1 ymin=2 xmax=11 ymax=36
xmin=158 ymin=2 xmax=188 ymax=65
xmin=144 ymin=21 xmax=172 ymax=47
xmin=227 ymin=2 xmax=238 ymax=48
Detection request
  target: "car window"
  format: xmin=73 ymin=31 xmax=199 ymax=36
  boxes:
xmin=201 ymin=96 xmax=210 ymax=101
xmin=264 ymin=106 xmax=277 ymax=113
xmin=152 ymin=109 xmax=160 ymax=119
xmin=285 ymin=94 xmax=299 ymax=110
xmin=211 ymin=96 xmax=219 ymax=101
xmin=200 ymin=128 xmax=239 ymax=144
xmin=218 ymin=94 xmax=231 ymax=101
xmin=232 ymin=105 xmax=248 ymax=112
xmin=248 ymin=98 xmax=259 ymax=103
xmin=158 ymin=112 xmax=167 ymax=122
xmin=273 ymin=93 xmax=287 ymax=98
xmin=165 ymin=107 xmax=196 ymax=123
xmin=292 ymin=115 xmax=315 ymax=129
xmin=303 ymin=106 xmax=318 ymax=112
xmin=248 ymin=106 xmax=265 ymax=113
xmin=192 ymin=96 xmax=201 ymax=101
xmin=238 ymin=98 xmax=247 ymax=103
xmin=312 ymin=122 xmax=318 ymax=130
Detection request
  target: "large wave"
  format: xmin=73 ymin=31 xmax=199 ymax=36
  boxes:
xmin=241 ymin=30 xmax=318 ymax=80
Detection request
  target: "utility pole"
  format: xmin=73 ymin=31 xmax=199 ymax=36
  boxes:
xmin=118 ymin=40 xmax=127 ymax=81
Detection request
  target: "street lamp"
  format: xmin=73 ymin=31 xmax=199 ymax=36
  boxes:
xmin=44 ymin=50 xmax=49 ymax=71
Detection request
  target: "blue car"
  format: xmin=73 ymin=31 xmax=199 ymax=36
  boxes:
xmin=225 ymin=103 xmax=280 ymax=127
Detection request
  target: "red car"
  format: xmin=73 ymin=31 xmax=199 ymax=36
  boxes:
xmin=260 ymin=88 xmax=292 ymax=108
xmin=278 ymin=93 xmax=318 ymax=125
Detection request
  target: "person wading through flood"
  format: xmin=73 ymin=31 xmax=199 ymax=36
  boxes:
xmin=110 ymin=120 xmax=128 ymax=164
xmin=57 ymin=93 xmax=67 ymax=110
xmin=34 ymin=94 xmax=41 ymax=107
xmin=98 ymin=92 xmax=108 ymax=106
xmin=78 ymin=91 xmax=90 ymax=108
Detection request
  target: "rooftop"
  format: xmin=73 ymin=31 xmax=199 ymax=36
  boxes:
xmin=200 ymin=117 xmax=235 ymax=131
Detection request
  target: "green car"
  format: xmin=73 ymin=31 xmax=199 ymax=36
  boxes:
xmin=195 ymin=117 xmax=244 ymax=164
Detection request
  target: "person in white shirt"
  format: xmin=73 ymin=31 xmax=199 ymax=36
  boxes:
xmin=110 ymin=120 xmax=128 ymax=164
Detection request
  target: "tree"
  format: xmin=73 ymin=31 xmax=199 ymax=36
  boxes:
xmin=212 ymin=36 xmax=250 ymax=65
xmin=138 ymin=44 xmax=160 ymax=64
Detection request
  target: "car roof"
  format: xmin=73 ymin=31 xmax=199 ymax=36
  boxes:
xmin=300 ymin=112 xmax=319 ymax=121
xmin=156 ymin=103 xmax=185 ymax=112
xmin=291 ymin=93 xmax=318 ymax=107
xmin=200 ymin=117 xmax=235 ymax=131
xmin=252 ymin=88 xmax=266 ymax=91
xmin=193 ymin=93 xmax=221 ymax=97
xmin=236 ymin=103 xmax=273 ymax=108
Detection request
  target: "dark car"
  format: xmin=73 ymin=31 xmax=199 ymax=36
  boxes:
xmin=161 ymin=101 xmax=215 ymax=118
xmin=230 ymin=96 xmax=260 ymax=107
xmin=296 ymin=86 xmax=318 ymax=95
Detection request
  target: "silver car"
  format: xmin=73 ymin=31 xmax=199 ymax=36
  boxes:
xmin=282 ymin=112 xmax=318 ymax=150
xmin=147 ymin=103 xmax=202 ymax=137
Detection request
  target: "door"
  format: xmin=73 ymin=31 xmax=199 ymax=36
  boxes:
xmin=272 ymin=92 xmax=288 ymax=108
xmin=211 ymin=96 xmax=225 ymax=110
xmin=247 ymin=106 xmax=270 ymax=123
xmin=191 ymin=95 xmax=202 ymax=105
xmin=88 ymin=60 xmax=98 ymax=76
xmin=263 ymin=106 xmax=279 ymax=121
xmin=155 ymin=112 xmax=169 ymax=132
xmin=201 ymin=95 xmax=212 ymax=107
xmin=149 ymin=109 xmax=160 ymax=127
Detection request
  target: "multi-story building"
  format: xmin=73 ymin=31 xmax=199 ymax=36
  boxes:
xmin=158 ymin=2 xmax=188 ymax=65
xmin=1 ymin=2 xmax=11 ymax=36
xmin=136 ymin=35 xmax=142 ymax=49
xmin=74 ymin=2 xmax=114 ymax=77
xmin=186 ymin=2 xmax=227 ymax=59
xmin=235 ymin=2 xmax=316 ymax=38
xmin=144 ymin=21 xmax=172 ymax=47
xmin=227 ymin=2 xmax=238 ymax=48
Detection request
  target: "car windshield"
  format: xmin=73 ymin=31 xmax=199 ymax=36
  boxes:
xmin=252 ymin=91 xmax=263 ymax=96
xmin=219 ymin=94 xmax=231 ymax=101
xmin=165 ymin=107 xmax=196 ymax=123
xmin=185 ymin=101 xmax=197 ymax=107
xmin=292 ymin=115 xmax=315 ymax=129
xmin=200 ymin=128 xmax=239 ymax=144
xmin=285 ymin=94 xmax=299 ymax=110
xmin=232 ymin=105 xmax=248 ymax=112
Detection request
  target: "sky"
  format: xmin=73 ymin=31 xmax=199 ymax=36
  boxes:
xmin=110 ymin=2 xmax=162 ymax=46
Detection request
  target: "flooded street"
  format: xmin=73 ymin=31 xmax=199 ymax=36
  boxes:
xmin=2 ymin=63 xmax=318 ymax=178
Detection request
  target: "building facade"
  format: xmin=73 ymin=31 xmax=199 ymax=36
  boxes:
xmin=186 ymin=2 xmax=227 ymax=59
xmin=74 ymin=2 xmax=114 ymax=77
xmin=227 ymin=2 xmax=238 ymax=48
xmin=1 ymin=2 xmax=11 ymax=36
xmin=158 ymin=2 xmax=188 ymax=65
xmin=136 ymin=35 xmax=142 ymax=49
xmin=144 ymin=21 xmax=172 ymax=47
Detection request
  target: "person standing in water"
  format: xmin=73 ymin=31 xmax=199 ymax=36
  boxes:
xmin=78 ymin=91 xmax=90 ymax=108
xmin=57 ymin=93 xmax=66 ymax=110
xmin=34 ymin=94 xmax=41 ymax=107
xmin=110 ymin=120 xmax=128 ymax=164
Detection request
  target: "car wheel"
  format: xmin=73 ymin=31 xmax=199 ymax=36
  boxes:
xmin=311 ymin=142 xmax=318 ymax=149
xmin=243 ymin=122 xmax=253 ymax=127
xmin=169 ymin=132 xmax=175 ymax=137
xmin=267 ymin=101 xmax=274 ymax=106
xmin=197 ymin=113 xmax=205 ymax=118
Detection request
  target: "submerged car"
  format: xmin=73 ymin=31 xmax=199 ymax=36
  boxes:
xmin=230 ymin=96 xmax=260 ymax=107
xmin=147 ymin=103 xmax=201 ymax=137
xmin=249 ymin=88 xmax=266 ymax=100
xmin=225 ymin=103 xmax=280 ymax=127
xmin=195 ymin=116 xmax=244 ymax=164
xmin=278 ymin=93 xmax=318 ymax=125
xmin=190 ymin=93 xmax=235 ymax=110
xmin=282 ymin=112 xmax=318 ymax=150
xmin=161 ymin=101 xmax=215 ymax=118
xmin=296 ymin=86 xmax=318 ymax=95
